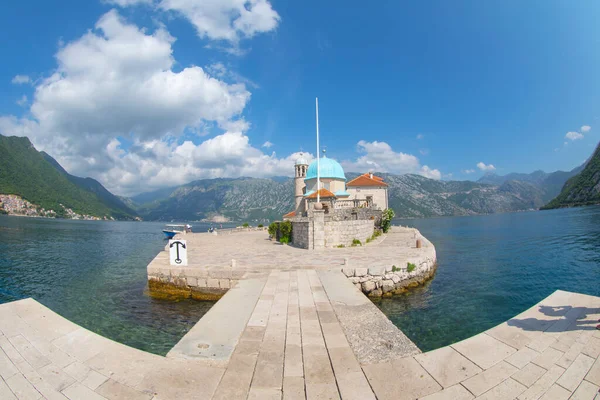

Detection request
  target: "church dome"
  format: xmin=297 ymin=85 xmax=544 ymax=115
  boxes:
xmin=295 ymin=155 xmax=308 ymax=165
xmin=305 ymin=156 xmax=346 ymax=181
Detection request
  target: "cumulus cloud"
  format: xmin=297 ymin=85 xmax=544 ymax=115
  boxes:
xmin=110 ymin=0 xmax=281 ymax=43
xmin=581 ymin=125 xmax=591 ymax=133
xmin=262 ymin=141 xmax=273 ymax=148
xmin=11 ymin=75 xmax=31 ymax=84
xmin=477 ymin=162 xmax=496 ymax=172
xmin=341 ymin=140 xmax=441 ymax=180
xmin=565 ymin=131 xmax=584 ymax=141
xmin=463 ymin=169 xmax=475 ymax=174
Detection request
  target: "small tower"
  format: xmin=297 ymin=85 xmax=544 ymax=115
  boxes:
xmin=295 ymin=154 xmax=308 ymax=210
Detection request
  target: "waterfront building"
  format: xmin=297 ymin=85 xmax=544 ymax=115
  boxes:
xmin=284 ymin=153 xmax=388 ymax=249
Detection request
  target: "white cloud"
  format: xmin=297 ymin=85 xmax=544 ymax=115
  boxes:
xmin=341 ymin=140 xmax=441 ymax=180
xmin=16 ymin=95 xmax=27 ymax=107
xmin=565 ymin=131 xmax=584 ymax=141
xmin=581 ymin=125 xmax=591 ymax=133
xmin=416 ymin=134 xmax=424 ymax=140
xmin=262 ymin=141 xmax=273 ymax=148
xmin=419 ymin=148 xmax=429 ymax=155
xmin=477 ymin=162 xmax=496 ymax=172
xmin=463 ymin=169 xmax=475 ymax=174
xmin=11 ymin=75 xmax=31 ymax=84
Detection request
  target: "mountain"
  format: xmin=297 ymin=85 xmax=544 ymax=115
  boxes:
xmin=130 ymin=167 xmax=578 ymax=221
xmin=542 ymin=143 xmax=600 ymax=209
xmin=133 ymin=177 xmax=294 ymax=221
xmin=478 ymin=165 xmax=584 ymax=203
xmin=0 ymin=135 xmax=137 ymax=219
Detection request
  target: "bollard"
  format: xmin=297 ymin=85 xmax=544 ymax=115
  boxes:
xmin=231 ymin=259 xmax=236 ymax=268
xmin=416 ymin=239 xmax=422 ymax=248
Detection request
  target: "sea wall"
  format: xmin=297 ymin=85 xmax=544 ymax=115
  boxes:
xmin=324 ymin=219 xmax=374 ymax=247
xmin=341 ymin=231 xmax=437 ymax=297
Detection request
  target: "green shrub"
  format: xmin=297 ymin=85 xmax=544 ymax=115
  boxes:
xmin=257 ymin=224 xmax=263 ymax=228
xmin=381 ymin=208 xmax=395 ymax=233
xmin=267 ymin=222 xmax=278 ymax=237
xmin=407 ymin=262 xmax=416 ymax=273
xmin=336 ymin=244 xmax=345 ymax=248
xmin=280 ymin=236 xmax=290 ymax=244
xmin=391 ymin=265 xmax=399 ymax=272
xmin=351 ymin=239 xmax=362 ymax=247
xmin=366 ymin=237 xmax=372 ymax=243
xmin=279 ymin=220 xmax=293 ymax=243
xmin=242 ymin=222 xmax=249 ymax=228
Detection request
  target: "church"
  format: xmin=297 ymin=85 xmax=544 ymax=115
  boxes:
xmin=283 ymin=152 xmax=389 ymax=249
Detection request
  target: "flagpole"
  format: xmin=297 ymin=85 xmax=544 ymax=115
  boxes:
xmin=316 ymin=97 xmax=320 ymax=204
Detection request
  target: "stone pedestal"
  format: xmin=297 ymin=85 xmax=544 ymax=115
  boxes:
xmin=312 ymin=210 xmax=325 ymax=249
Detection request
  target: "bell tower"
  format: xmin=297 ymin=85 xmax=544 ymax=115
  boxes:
xmin=294 ymin=154 xmax=308 ymax=211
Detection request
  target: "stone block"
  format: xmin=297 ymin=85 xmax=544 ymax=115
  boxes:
xmin=359 ymin=276 xmax=370 ymax=283
xmin=391 ymin=274 xmax=401 ymax=284
xmin=186 ymin=277 xmax=198 ymax=287
xmin=382 ymin=280 xmax=395 ymax=293
xmin=349 ymin=277 xmax=360 ymax=284
xmin=371 ymin=276 xmax=382 ymax=282
xmin=368 ymin=266 xmax=385 ymax=276
xmin=342 ymin=268 xmax=354 ymax=277
xmin=219 ymin=279 xmax=231 ymax=289
xmin=362 ymin=281 xmax=376 ymax=293
xmin=207 ymin=278 xmax=220 ymax=288
xmin=196 ymin=278 xmax=207 ymax=288
xmin=355 ymin=268 xmax=368 ymax=277
xmin=369 ymin=289 xmax=383 ymax=297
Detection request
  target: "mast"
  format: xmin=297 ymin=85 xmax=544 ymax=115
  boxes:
xmin=316 ymin=97 xmax=320 ymax=203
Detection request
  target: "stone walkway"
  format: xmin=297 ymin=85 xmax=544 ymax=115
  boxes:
xmin=1 ymin=279 xmax=599 ymax=399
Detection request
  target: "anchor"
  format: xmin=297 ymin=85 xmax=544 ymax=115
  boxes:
xmin=169 ymin=241 xmax=186 ymax=264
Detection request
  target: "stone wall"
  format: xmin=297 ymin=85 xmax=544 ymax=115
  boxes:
xmin=292 ymin=221 xmax=310 ymax=249
xmin=341 ymin=230 xmax=437 ymax=297
xmin=324 ymin=219 xmax=374 ymax=247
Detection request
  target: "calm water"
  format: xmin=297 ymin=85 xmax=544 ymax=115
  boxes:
xmin=377 ymin=206 xmax=600 ymax=352
xmin=0 ymin=217 xmax=236 ymax=355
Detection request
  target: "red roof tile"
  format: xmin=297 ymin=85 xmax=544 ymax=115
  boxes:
xmin=347 ymin=173 xmax=388 ymax=187
xmin=283 ymin=210 xmax=296 ymax=218
xmin=306 ymin=188 xmax=337 ymax=199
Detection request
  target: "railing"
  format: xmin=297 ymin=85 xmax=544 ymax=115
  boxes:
xmin=332 ymin=199 xmax=372 ymax=209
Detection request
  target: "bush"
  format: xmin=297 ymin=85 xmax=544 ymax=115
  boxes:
xmin=268 ymin=222 xmax=278 ymax=237
xmin=242 ymin=222 xmax=249 ymax=228
xmin=381 ymin=208 xmax=395 ymax=233
xmin=279 ymin=220 xmax=293 ymax=243
xmin=351 ymin=239 xmax=362 ymax=247
xmin=407 ymin=262 xmax=416 ymax=273
xmin=257 ymin=224 xmax=263 ymax=228
xmin=336 ymin=244 xmax=345 ymax=248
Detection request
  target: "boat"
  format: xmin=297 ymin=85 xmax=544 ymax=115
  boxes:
xmin=162 ymin=224 xmax=190 ymax=239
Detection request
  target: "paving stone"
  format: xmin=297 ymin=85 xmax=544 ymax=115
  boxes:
xmin=419 ymin=384 xmax=474 ymax=400
xmin=0 ymin=377 xmax=18 ymax=400
xmin=532 ymin=347 xmax=564 ymax=369
xmin=62 ymin=382 xmax=107 ymax=400
xmin=6 ymin=373 xmax=42 ymax=400
xmin=505 ymin=347 xmax=541 ymax=369
xmin=461 ymin=361 xmax=517 ymax=396
xmin=96 ymin=379 xmax=152 ymax=400
xmin=587 ymin=357 xmax=600 ymax=386
xmin=283 ymin=376 xmax=305 ymax=400
xmin=583 ymin=337 xmax=600 ymax=359
xmin=555 ymin=353 xmax=595 ymax=392
xmin=556 ymin=342 xmax=585 ymax=369
xmin=476 ymin=378 xmax=526 ymax=400
xmin=81 ymin=370 xmax=109 ymax=391
xmin=486 ymin=323 xmax=537 ymax=350
xmin=37 ymin=363 xmax=75 ymax=391
xmin=511 ymin=362 xmax=546 ymax=387
xmin=451 ymin=333 xmax=517 ymax=369
xmin=538 ymin=383 xmax=571 ymax=400
xmin=528 ymin=334 xmax=558 ymax=353
xmin=0 ymin=348 xmax=18 ymax=380
xmin=8 ymin=335 xmax=51 ymax=369
xmin=517 ymin=364 xmax=566 ymax=400
xmin=362 ymin=357 xmax=442 ymax=400
xmin=571 ymin=380 xmax=599 ymax=400
xmin=0 ymin=337 xmax=26 ymax=365
xmin=414 ymin=346 xmax=482 ymax=387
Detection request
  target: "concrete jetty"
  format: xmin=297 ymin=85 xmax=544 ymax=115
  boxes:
xmin=1 ymin=288 xmax=600 ymax=399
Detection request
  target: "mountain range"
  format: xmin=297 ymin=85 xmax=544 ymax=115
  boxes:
xmin=0 ymin=135 xmax=137 ymax=220
xmin=2 ymin=133 xmax=598 ymax=222
xmin=542 ymin=142 xmax=600 ymax=209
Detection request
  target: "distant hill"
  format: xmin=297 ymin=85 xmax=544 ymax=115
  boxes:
xmin=542 ymin=143 xmax=600 ymax=209
xmin=478 ymin=165 xmax=584 ymax=203
xmin=129 ymin=167 xmax=580 ymax=221
xmin=0 ymin=134 xmax=137 ymax=220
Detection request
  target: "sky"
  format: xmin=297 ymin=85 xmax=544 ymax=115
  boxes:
xmin=1 ymin=1 xmax=600 ymax=196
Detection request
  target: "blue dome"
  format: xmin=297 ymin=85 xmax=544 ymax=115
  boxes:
xmin=305 ymin=156 xmax=346 ymax=181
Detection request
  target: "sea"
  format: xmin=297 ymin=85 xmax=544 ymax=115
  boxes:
xmin=1 ymin=206 xmax=599 ymax=354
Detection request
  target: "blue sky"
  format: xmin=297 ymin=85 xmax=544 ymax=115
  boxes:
xmin=1 ymin=1 xmax=600 ymax=195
